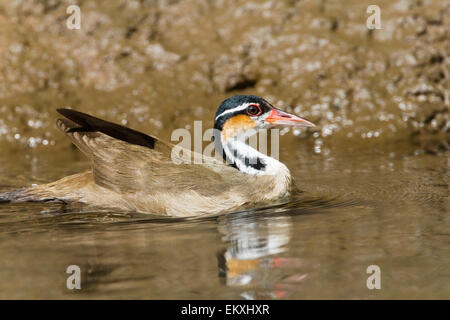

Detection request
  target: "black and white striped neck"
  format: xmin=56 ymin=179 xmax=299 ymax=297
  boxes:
xmin=214 ymin=132 xmax=288 ymax=176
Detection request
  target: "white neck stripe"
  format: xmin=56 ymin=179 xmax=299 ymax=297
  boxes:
xmin=221 ymin=137 xmax=285 ymax=176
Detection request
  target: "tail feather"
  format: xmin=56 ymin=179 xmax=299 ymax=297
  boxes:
xmin=0 ymin=172 xmax=94 ymax=205
xmin=0 ymin=187 xmax=70 ymax=203
xmin=0 ymin=187 xmax=31 ymax=203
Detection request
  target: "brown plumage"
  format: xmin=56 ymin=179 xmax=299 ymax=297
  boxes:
xmin=1 ymin=95 xmax=314 ymax=217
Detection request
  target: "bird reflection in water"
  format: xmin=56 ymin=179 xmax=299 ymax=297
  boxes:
xmin=217 ymin=212 xmax=307 ymax=299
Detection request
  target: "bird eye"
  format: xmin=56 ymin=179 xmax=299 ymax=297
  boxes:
xmin=247 ymin=104 xmax=261 ymax=116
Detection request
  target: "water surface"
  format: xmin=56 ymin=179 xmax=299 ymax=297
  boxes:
xmin=0 ymin=142 xmax=447 ymax=299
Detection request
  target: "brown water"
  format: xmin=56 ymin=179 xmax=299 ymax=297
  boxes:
xmin=0 ymin=141 xmax=448 ymax=299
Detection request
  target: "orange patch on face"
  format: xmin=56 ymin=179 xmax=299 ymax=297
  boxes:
xmin=222 ymin=114 xmax=257 ymax=140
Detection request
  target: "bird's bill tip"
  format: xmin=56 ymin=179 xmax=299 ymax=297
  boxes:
xmin=265 ymin=108 xmax=315 ymax=127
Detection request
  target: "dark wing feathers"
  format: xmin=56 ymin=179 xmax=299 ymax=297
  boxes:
xmin=55 ymin=109 xmax=235 ymax=196
xmin=57 ymin=108 xmax=156 ymax=149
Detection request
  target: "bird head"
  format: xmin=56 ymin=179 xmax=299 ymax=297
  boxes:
xmin=214 ymin=95 xmax=314 ymax=141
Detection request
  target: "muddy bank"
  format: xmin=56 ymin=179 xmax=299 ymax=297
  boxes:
xmin=0 ymin=0 xmax=448 ymax=154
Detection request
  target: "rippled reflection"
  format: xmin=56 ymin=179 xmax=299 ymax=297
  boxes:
xmin=217 ymin=212 xmax=306 ymax=299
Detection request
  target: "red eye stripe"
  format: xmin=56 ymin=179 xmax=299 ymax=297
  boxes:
xmin=247 ymin=104 xmax=262 ymax=116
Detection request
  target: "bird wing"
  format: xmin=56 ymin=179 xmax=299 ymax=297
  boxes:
xmin=56 ymin=109 xmax=241 ymax=197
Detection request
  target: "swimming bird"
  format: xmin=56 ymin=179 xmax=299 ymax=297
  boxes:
xmin=0 ymin=95 xmax=314 ymax=216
